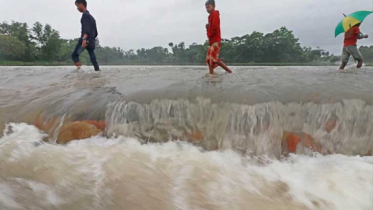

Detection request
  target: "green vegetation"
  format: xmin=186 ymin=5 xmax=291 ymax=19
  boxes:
xmin=359 ymin=46 xmax=373 ymax=64
xmin=0 ymin=21 xmax=346 ymax=66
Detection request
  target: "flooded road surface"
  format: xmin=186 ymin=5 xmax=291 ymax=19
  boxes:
xmin=0 ymin=66 xmax=372 ymax=210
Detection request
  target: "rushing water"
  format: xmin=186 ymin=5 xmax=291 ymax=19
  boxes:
xmin=0 ymin=66 xmax=373 ymax=210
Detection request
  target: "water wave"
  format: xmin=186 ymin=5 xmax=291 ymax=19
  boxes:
xmin=0 ymin=123 xmax=372 ymax=210
xmin=106 ymin=98 xmax=373 ymax=157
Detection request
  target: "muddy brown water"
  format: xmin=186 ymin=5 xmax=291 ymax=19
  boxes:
xmin=0 ymin=66 xmax=372 ymax=210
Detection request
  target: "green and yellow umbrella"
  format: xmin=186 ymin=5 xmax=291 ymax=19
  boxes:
xmin=335 ymin=10 xmax=372 ymax=37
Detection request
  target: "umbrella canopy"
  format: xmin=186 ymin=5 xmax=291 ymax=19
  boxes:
xmin=335 ymin=11 xmax=372 ymax=37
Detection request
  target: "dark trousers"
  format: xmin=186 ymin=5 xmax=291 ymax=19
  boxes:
xmin=72 ymin=39 xmax=100 ymax=71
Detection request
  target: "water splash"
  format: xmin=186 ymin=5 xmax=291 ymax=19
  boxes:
xmin=0 ymin=123 xmax=372 ymax=210
xmin=106 ymin=98 xmax=373 ymax=157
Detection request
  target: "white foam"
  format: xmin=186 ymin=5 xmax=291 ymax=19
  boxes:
xmin=0 ymin=184 xmax=21 ymax=209
xmin=0 ymin=123 xmax=372 ymax=210
xmin=106 ymin=98 xmax=373 ymax=157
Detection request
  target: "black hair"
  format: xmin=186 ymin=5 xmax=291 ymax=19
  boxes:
xmin=75 ymin=0 xmax=87 ymax=7
xmin=205 ymin=0 xmax=215 ymax=6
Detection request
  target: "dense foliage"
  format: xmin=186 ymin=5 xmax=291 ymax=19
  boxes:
xmin=0 ymin=21 xmax=342 ymax=65
xmin=359 ymin=46 xmax=373 ymax=63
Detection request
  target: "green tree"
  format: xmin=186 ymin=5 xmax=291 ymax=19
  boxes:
xmin=0 ymin=35 xmax=26 ymax=60
xmin=31 ymin=22 xmax=63 ymax=61
xmin=96 ymin=46 xmax=125 ymax=64
xmin=0 ymin=20 xmax=337 ymax=65
xmin=0 ymin=21 xmax=36 ymax=61
xmin=261 ymin=27 xmax=303 ymax=63
xmin=360 ymin=46 xmax=373 ymax=63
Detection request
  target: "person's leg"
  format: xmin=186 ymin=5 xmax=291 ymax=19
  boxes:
xmin=206 ymin=45 xmax=215 ymax=74
xmin=87 ymin=47 xmax=100 ymax=71
xmin=216 ymin=60 xmax=232 ymax=73
xmin=339 ymin=47 xmax=350 ymax=70
xmin=208 ymin=62 xmax=222 ymax=74
xmin=339 ymin=62 xmax=348 ymax=70
xmin=72 ymin=39 xmax=84 ymax=68
xmin=213 ymin=42 xmax=232 ymax=73
xmin=350 ymin=46 xmax=364 ymax=69
xmin=208 ymin=61 xmax=214 ymax=74
xmin=357 ymin=59 xmax=363 ymax=68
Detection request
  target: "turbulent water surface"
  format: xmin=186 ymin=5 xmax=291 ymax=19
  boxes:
xmin=0 ymin=66 xmax=373 ymax=210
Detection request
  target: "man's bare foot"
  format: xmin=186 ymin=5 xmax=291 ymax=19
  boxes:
xmin=357 ymin=60 xmax=363 ymax=69
xmin=75 ymin=62 xmax=82 ymax=70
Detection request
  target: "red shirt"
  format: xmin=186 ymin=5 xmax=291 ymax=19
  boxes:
xmin=344 ymin=26 xmax=360 ymax=46
xmin=207 ymin=10 xmax=221 ymax=45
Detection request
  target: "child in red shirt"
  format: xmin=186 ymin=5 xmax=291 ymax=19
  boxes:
xmin=339 ymin=23 xmax=368 ymax=70
xmin=205 ymin=0 xmax=232 ymax=74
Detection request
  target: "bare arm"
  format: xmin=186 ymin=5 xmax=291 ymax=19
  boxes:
xmin=357 ymin=33 xmax=368 ymax=39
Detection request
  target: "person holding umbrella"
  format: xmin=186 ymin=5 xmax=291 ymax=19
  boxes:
xmin=335 ymin=11 xmax=371 ymax=70
xmin=339 ymin=23 xmax=368 ymax=70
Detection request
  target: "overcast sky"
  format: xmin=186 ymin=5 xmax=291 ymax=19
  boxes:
xmin=0 ymin=0 xmax=372 ymax=53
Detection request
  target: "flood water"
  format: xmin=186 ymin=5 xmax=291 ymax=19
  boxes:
xmin=0 ymin=66 xmax=372 ymax=210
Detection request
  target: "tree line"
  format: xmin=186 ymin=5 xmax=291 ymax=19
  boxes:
xmin=0 ymin=20 xmax=363 ymax=65
xmin=359 ymin=46 xmax=373 ymax=63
